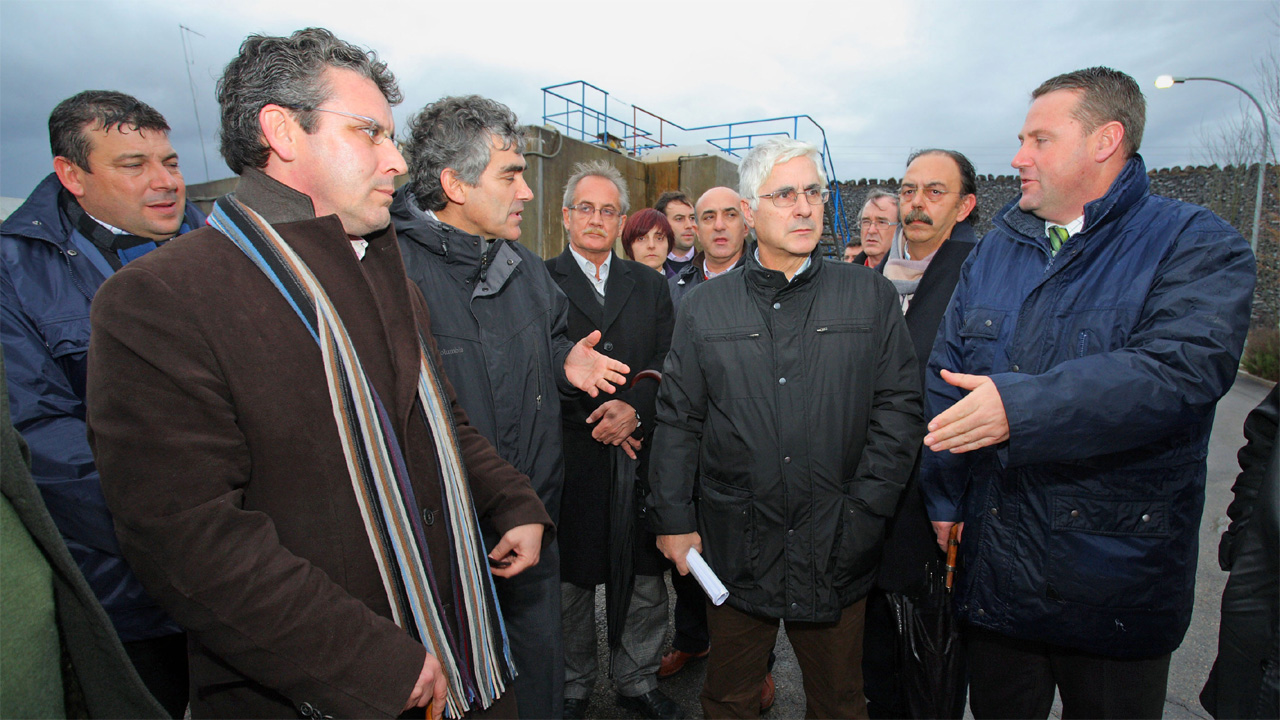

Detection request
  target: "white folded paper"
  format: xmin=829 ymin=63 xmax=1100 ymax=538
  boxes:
xmin=686 ymin=548 xmax=729 ymax=606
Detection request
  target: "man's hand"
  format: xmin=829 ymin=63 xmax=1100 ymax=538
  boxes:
xmin=931 ymin=521 xmax=964 ymax=553
xmin=924 ymin=370 xmax=1010 ymax=454
xmin=587 ymin=399 xmax=639 ymax=448
xmin=565 ymin=330 xmax=630 ymax=397
xmin=656 ymin=532 xmax=702 ymax=575
xmin=403 ymin=652 xmax=448 ymax=719
xmin=488 ymin=523 xmax=544 ymax=578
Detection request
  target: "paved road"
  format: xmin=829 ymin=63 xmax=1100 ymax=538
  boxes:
xmin=571 ymin=375 xmax=1273 ymax=719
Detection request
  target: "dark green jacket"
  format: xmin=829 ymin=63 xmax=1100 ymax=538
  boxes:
xmin=0 ymin=349 xmax=167 ymax=718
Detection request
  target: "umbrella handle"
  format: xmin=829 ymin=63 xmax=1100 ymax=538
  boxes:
xmin=945 ymin=524 xmax=959 ymax=591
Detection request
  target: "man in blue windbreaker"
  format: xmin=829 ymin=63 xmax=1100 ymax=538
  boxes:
xmin=920 ymin=67 xmax=1255 ymax=719
xmin=1 ymin=90 xmax=204 ymax=717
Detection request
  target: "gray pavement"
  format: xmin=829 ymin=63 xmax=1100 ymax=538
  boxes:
xmin=569 ymin=375 xmax=1273 ymax=719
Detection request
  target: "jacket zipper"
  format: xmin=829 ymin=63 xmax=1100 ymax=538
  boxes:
xmin=1077 ymin=330 xmax=1090 ymax=358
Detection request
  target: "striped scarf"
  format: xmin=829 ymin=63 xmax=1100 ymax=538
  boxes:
xmin=209 ymin=196 xmax=511 ymax=717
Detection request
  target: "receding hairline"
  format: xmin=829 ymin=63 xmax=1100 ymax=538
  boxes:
xmin=695 ymin=187 xmax=740 ymax=213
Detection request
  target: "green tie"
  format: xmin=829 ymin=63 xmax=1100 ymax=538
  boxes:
xmin=1048 ymin=226 xmax=1069 ymax=255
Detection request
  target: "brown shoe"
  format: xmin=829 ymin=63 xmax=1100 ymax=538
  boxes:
xmin=759 ymin=672 xmax=775 ymax=713
xmin=657 ymin=648 xmax=710 ymax=679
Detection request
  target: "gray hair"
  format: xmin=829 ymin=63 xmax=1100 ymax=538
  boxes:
xmin=216 ymin=27 xmax=402 ymax=175
xmin=738 ymin=137 xmax=827 ymax=210
xmin=402 ymin=95 xmax=525 ymax=212
xmin=49 ymin=90 xmax=170 ymax=170
xmin=562 ymin=160 xmax=629 ymax=214
xmin=857 ymin=189 xmax=899 ymax=224
xmin=1032 ymin=67 xmax=1145 ymax=157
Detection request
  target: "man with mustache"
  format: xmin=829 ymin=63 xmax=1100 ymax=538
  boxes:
xmin=390 ymin=95 xmax=628 ymax=720
xmin=861 ymin=149 xmax=978 ymax=718
xmin=649 ymin=137 xmax=924 ymax=719
xmin=656 ymin=191 xmax=699 ymax=278
xmin=851 ymin=190 xmax=898 ymax=268
xmin=85 ymin=30 xmax=553 ymax=718
xmin=1 ymin=90 xmax=204 ymax=717
xmin=921 ymin=68 xmax=1254 ymax=718
xmin=548 ymin=161 xmax=679 ymax=719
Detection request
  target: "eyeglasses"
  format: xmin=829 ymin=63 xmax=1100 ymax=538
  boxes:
xmin=898 ymin=186 xmax=959 ymax=203
xmin=303 ymin=107 xmax=395 ymax=145
xmin=567 ymin=203 xmax=621 ymax=220
xmin=757 ymin=186 xmax=829 ymax=208
xmin=859 ymin=218 xmax=899 ymax=230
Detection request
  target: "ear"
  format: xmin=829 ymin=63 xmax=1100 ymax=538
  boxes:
xmin=52 ymin=156 xmax=87 ymax=198
xmin=259 ymin=104 xmax=299 ymax=163
xmin=440 ymin=168 xmax=469 ymax=206
xmin=562 ymin=205 xmax=572 ymax=231
xmin=955 ymin=193 xmax=977 ymax=223
xmin=741 ymin=197 xmax=756 ymax=229
xmin=615 ymin=214 xmax=627 ymax=241
xmin=1092 ymin=121 xmax=1125 ymax=164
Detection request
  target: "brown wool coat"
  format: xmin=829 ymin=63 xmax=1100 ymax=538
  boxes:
xmin=86 ymin=169 xmax=551 ymax=719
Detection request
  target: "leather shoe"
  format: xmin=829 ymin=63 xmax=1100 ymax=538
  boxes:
xmin=760 ymin=672 xmax=776 ymax=713
xmin=617 ymin=689 xmax=687 ymax=719
xmin=657 ymin=648 xmax=709 ymax=679
xmin=563 ymin=696 xmax=588 ymax=719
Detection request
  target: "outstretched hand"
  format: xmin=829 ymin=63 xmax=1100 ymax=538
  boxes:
xmin=565 ymin=330 xmax=630 ymax=397
xmin=924 ymin=370 xmax=1009 ymax=454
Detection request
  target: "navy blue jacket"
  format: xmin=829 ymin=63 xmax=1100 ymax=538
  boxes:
xmin=920 ymin=156 xmax=1255 ymax=658
xmin=1 ymin=172 xmax=203 ymax=642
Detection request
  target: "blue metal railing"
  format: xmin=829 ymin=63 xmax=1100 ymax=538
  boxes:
xmin=541 ymin=81 xmax=851 ymax=246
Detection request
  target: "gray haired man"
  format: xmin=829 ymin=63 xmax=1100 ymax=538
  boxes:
xmin=390 ymin=95 xmax=628 ymax=720
xmin=649 ymin=138 xmax=923 ymax=718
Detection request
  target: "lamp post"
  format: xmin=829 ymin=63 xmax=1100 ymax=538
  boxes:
xmin=1156 ymin=75 xmax=1270 ymax=255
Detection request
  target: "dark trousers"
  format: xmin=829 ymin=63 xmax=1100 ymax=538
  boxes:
xmin=670 ymin=568 xmax=710 ymax=654
xmin=967 ymin=627 xmax=1170 ymax=719
xmin=494 ymin=540 xmax=563 ymax=720
xmin=703 ymin=599 xmax=867 ymax=719
xmin=123 ymin=632 xmax=189 ymax=718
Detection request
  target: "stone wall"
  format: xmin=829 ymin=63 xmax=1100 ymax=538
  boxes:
xmin=831 ymin=163 xmax=1278 ymax=328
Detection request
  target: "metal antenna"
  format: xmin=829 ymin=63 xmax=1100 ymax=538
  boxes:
xmin=179 ymin=24 xmax=210 ymax=181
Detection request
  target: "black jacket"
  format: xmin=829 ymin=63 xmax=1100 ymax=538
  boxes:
xmin=1201 ymin=385 xmax=1279 ymax=719
xmin=547 ymin=247 xmax=674 ymax=584
xmin=648 ymin=245 xmax=924 ymax=621
xmin=392 ymin=190 xmax=574 ymax=525
xmin=877 ymin=225 xmax=976 ymax=592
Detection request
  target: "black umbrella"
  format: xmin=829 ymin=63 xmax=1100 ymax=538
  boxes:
xmin=886 ymin=524 xmax=966 ymax=719
xmin=605 ymin=444 xmax=639 ymax=657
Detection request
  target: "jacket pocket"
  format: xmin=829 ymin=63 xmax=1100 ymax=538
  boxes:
xmin=1045 ymin=494 xmax=1171 ymax=609
xmin=697 ymin=475 xmax=756 ymax=587
xmin=831 ymin=486 xmax=886 ymax=589
xmin=957 ymin=309 xmax=1005 ymax=372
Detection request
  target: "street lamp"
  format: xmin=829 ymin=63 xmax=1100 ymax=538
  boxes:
xmin=1155 ymin=75 xmax=1270 ymax=255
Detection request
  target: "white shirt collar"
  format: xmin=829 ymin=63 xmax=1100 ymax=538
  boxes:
xmin=1046 ymin=215 xmax=1085 ymax=238
xmin=668 ymin=245 xmax=696 ymax=262
xmin=569 ymin=244 xmax=611 ymax=295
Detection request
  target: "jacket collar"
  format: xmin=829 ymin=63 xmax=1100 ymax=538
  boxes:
xmin=390 ymin=187 xmax=524 ymax=296
xmin=744 ymin=240 xmax=824 ymax=295
xmin=233 ymin=167 xmax=318 ymax=226
xmin=996 ymin=154 xmax=1150 ymax=244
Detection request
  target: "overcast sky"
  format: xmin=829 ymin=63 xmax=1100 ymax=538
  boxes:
xmin=2 ymin=0 xmax=1276 ymax=198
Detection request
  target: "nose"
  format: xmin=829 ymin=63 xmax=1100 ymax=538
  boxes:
xmin=516 ymin=174 xmax=534 ymax=202
xmin=713 ymin=212 xmax=727 ymax=231
xmin=1011 ymin=141 xmax=1032 ymax=170
xmin=794 ymin=193 xmax=815 ymax=216
xmin=150 ymin=162 xmax=180 ymax=191
xmin=383 ymin=141 xmax=407 ymax=177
